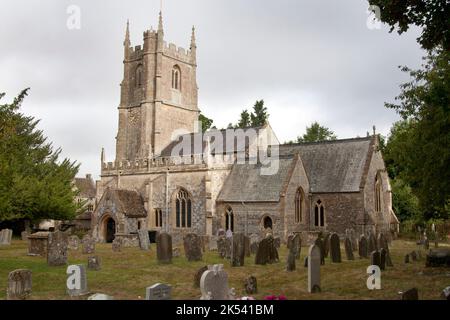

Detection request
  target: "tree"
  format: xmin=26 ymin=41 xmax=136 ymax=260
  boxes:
xmin=368 ymin=0 xmax=449 ymax=50
xmin=250 ymin=100 xmax=269 ymax=127
xmin=391 ymin=178 xmax=421 ymax=222
xmin=384 ymin=50 xmax=450 ymax=220
xmin=295 ymin=122 xmax=337 ymax=143
xmin=0 ymin=89 xmax=81 ymax=223
xmin=198 ymin=113 xmax=213 ymax=133
xmin=237 ymin=110 xmax=251 ymax=128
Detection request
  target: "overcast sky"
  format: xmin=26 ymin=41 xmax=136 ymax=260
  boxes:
xmin=0 ymin=0 xmax=425 ymax=180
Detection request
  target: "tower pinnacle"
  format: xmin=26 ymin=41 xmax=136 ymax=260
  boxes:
xmin=190 ymin=26 xmax=196 ymax=49
xmin=158 ymin=11 xmax=164 ymax=34
xmin=124 ymin=19 xmax=130 ymax=47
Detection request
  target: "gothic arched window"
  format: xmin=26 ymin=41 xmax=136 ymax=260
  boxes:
xmin=136 ymin=65 xmax=144 ymax=87
xmin=175 ymin=189 xmax=191 ymax=228
xmin=295 ymin=187 xmax=304 ymax=223
xmin=225 ymin=206 xmax=234 ymax=232
xmin=375 ymin=173 xmax=382 ymax=212
xmin=314 ymin=200 xmax=325 ymax=227
xmin=172 ymin=65 xmax=181 ymax=90
xmin=155 ymin=208 xmax=163 ymax=228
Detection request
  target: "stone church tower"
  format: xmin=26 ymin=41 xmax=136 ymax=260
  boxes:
xmin=116 ymin=12 xmax=199 ymax=161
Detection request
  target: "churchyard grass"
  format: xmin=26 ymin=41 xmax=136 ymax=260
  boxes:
xmin=0 ymin=239 xmax=448 ymax=300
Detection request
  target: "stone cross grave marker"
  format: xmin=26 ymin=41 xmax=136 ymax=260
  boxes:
xmin=7 ymin=269 xmax=32 ymax=300
xmin=146 ymin=283 xmax=172 ymax=300
xmin=308 ymin=244 xmax=321 ymax=293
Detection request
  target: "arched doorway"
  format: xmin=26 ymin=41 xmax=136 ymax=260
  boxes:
xmin=104 ymin=218 xmax=116 ymax=243
xmin=263 ymin=216 xmax=273 ymax=229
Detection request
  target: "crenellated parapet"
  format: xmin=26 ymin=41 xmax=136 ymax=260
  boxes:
xmin=163 ymin=41 xmax=194 ymax=64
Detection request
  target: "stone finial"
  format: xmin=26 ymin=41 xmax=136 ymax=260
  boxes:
xmin=372 ymin=125 xmax=376 ymax=136
xmin=101 ymin=147 xmax=105 ymax=164
xmin=124 ymin=20 xmax=130 ymax=47
xmin=158 ymin=11 xmax=164 ymax=33
xmin=190 ymin=26 xmax=197 ymax=49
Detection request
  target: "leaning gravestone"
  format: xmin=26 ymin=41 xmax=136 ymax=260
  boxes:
xmin=183 ymin=233 xmax=203 ymax=262
xmin=146 ymin=283 xmax=172 ymax=300
xmin=200 ymin=264 xmax=230 ymax=300
xmin=157 ymin=232 xmax=172 ymax=264
xmin=66 ymin=265 xmax=89 ymax=297
xmin=314 ymin=238 xmax=325 ymax=265
xmin=359 ymin=235 xmax=368 ymax=258
xmin=7 ymin=269 xmax=32 ymax=300
xmin=379 ymin=249 xmax=387 ymax=270
xmin=330 ymin=233 xmax=341 ymax=263
xmin=308 ymin=244 xmax=321 ymax=293
xmin=244 ymin=276 xmax=257 ymax=294
xmin=231 ymin=233 xmax=245 ymax=267
xmin=81 ymin=235 xmax=95 ymax=254
xmin=138 ymin=230 xmax=150 ymax=251
xmin=68 ymin=235 xmax=80 ymax=250
xmin=194 ymin=266 xmax=208 ymax=288
xmin=47 ymin=231 xmax=69 ymax=267
xmin=344 ymin=237 xmax=354 ymax=260
xmin=217 ymin=236 xmax=227 ymax=259
xmin=87 ymin=256 xmax=101 ymax=271
xmin=371 ymin=250 xmax=381 ymax=268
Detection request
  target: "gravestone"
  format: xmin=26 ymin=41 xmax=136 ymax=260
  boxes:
xmin=371 ymin=250 xmax=381 ymax=268
xmin=146 ymin=283 xmax=172 ymax=300
xmin=47 ymin=231 xmax=68 ymax=266
xmin=287 ymin=233 xmax=301 ymax=260
xmin=379 ymin=249 xmax=386 ymax=270
xmin=156 ymin=232 xmax=172 ymax=264
xmin=7 ymin=269 xmax=32 ymax=300
xmin=286 ymin=234 xmax=300 ymax=271
xmin=274 ymin=237 xmax=281 ymax=249
xmin=138 ymin=230 xmax=150 ymax=251
xmin=0 ymin=229 xmax=13 ymax=245
xmin=425 ymin=248 xmax=450 ymax=267
xmin=404 ymin=254 xmax=410 ymax=264
xmin=225 ymin=237 xmax=232 ymax=259
xmin=66 ymin=265 xmax=89 ymax=297
xmin=27 ymin=232 xmax=49 ymax=256
xmin=21 ymin=231 xmax=29 ymax=241
xmin=286 ymin=248 xmax=296 ymax=271
xmin=88 ymin=293 xmax=114 ymax=300
xmin=200 ymin=264 xmax=230 ymax=300
xmin=359 ymin=235 xmax=368 ymax=258
xmin=441 ymin=286 xmax=450 ymax=300
xmin=231 ymin=232 xmax=245 ymax=267
xmin=368 ymin=233 xmax=377 ymax=254
xmin=400 ymin=288 xmax=419 ymax=300
xmin=244 ymin=236 xmax=250 ymax=257
xmin=112 ymin=238 xmax=122 ymax=252
xmin=68 ymin=235 xmax=80 ymax=250
xmin=255 ymin=235 xmax=279 ymax=265
xmin=82 ymin=235 xmax=95 ymax=254
xmin=330 ymin=233 xmax=341 ymax=263
xmin=349 ymin=229 xmax=358 ymax=252
xmin=323 ymin=233 xmax=331 ymax=258
xmin=308 ymin=244 xmax=321 ymax=293
xmin=344 ymin=237 xmax=354 ymax=260
xmin=377 ymin=233 xmax=393 ymax=267
xmin=87 ymin=256 xmax=101 ymax=271
xmin=183 ymin=233 xmax=203 ymax=262
xmin=314 ymin=238 xmax=325 ymax=265
xmin=217 ymin=236 xmax=227 ymax=259
xmin=194 ymin=266 xmax=208 ymax=288
xmin=244 ymin=276 xmax=257 ymax=294
xmin=410 ymin=251 xmax=418 ymax=261
xmin=249 ymin=234 xmax=260 ymax=255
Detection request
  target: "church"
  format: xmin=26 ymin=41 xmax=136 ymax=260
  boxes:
xmin=91 ymin=12 xmax=399 ymax=246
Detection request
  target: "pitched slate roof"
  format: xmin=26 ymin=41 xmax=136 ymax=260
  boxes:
xmin=217 ymin=157 xmax=296 ymax=202
xmin=100 ymin=188 xmax=147 ymax=218
xmin=74 ymin=175 xmax=96 ymax=198
xmin=278 ymin=137 xmax=373 ymax=193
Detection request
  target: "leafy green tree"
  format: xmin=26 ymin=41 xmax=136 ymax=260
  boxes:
xmin=368 ymin=0 xmax=449 ymax=50
xmin=198 ymin=113 xmax=213 ymax=133
xmin=0 ymin=89 xmax=80 ymax=223
xmin=295 ymin=122 xmax=337 ymax=143
xmin=250 ymin=100 xmax=269 ymax=127
xmin=391 ymin=178 xmax=421 ymax=222
xmin=237 ymin=110 xmax=251 ymax=128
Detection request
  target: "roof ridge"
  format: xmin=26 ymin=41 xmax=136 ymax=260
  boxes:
xmin=280 ymin=136 xmax=373 ymax=147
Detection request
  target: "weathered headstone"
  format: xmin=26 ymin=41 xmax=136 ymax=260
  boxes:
xmin=249 ymin=234 xmax=260 ymax=255
xmin=145 ymin=283 xmax=172 ymax=300
xmin=0 ymin=229 xmax=13 ymax=245
xmin=371 ymin=250 xmax=381 ymax=268
xmin=314 ymin=237 xmax=325 ymax=265
xmin=349 ymin=229 xmax=358 ymax=252
xmin=425 ymin=248 xmax=450 ymax=267
xmin=200 ymin=264 xmax=230 ymax=300
xmin=81 ymin=234 xmax=95 ymax=254
xmin=400 ymin=288 xmax=419 ymax=300
xmin=308 ymin=244 xmax=321 ymax=293
xmin=21 ymin=231 xmax=29 ymax=241
xmin=47 ymin=231 xmax=68 ymax=266
xmin=138 ymin=230 xmax=150 ymax=251
xmin=183 ymin=233 xmax=203 ymax=262
xmin=244 ymin=276 xmax=257 ymax=294
xmin=68 ymin=235 xmax=80 ymax=250
xmin=441 ymin=286 xmax=450 ymax=300
xmin=112 ymin=238 xmax=122 ymax=252
xmin=344 ymin=237 xmax=354 ymax=260
xmin=404 ymin=253 xmax=410 ymax=264
xmin=87 ymin=256 xmax=101 ymax=271
xmin=217 ymin=236 xmax=227 ymax=259
xmin=379 ymin=248 xmax=386 ymax=270
xmin=255 ymin=234 xmax=279 ymax=265
xmin=231 ymin=232 xmax=245 ymax=267
xmin=330 ymin=233 xmax=341 ymax=263
xmin=323 ymin=233 xmax=331 ymax=258
xmin=244 ymin=236 xmax=250 ymax=257
xmin=156 ymin=232 xmax=172 ymax=264
xmin=359 ymin=235 xmax=368 ymax=258
xmin=88 ymin=293 xmax=114 ymax=300
xmin=194 ymin=266 xmax=208 ymax=288
xmin=274 ymin=237 xmax=281 ymax=249
xmin=66 ymin=265 xmax=89 ymax=297
xmin=286 ymin=249 xmax=296 ymax=272
xmin=368 ymin=233 xmax=377 ymax=254
xmin=377 ymin=233 xmax=393 ymax=267
xmin=7 ymin=269 xmax=32 ymax=300
xmin=225 ymin=237 xmax=232 ymax=259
